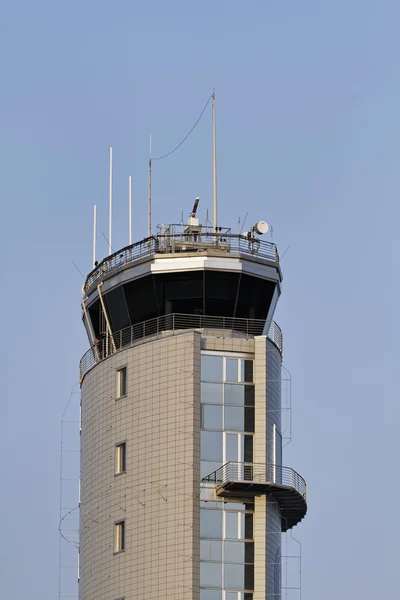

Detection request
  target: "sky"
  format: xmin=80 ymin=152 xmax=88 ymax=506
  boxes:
xmin=0 ymin=1 xmax=398 ymax=598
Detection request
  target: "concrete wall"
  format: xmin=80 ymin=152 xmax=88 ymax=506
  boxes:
xmin=80 ymin=331 xmax=201 ymax=600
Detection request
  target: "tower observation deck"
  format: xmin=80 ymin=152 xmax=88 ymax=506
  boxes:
xmin=79 ymin=214 xmax=307 ymax=600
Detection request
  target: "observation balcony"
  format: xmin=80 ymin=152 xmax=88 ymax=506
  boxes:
xmin=79 ymin=313 xmax=283 ymax=382
xmin=202 ymin=462 xmax=307 ymax=531
xmin=83 ymin=230 xmax=280 ymax=297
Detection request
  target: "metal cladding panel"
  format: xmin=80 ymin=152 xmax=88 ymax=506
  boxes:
xmin=79 ymin=332 xmax=201 ymax=600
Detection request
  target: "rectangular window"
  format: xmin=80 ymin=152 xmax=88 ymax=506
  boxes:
xmin=201 ymin=405 xmax=223 ymax=430
xmin=116 ymin=367 xmax=127 ymax=398
xmin=201 ymin=431 xmax=223 ymax=461
xmin=115 ymin=442 xmax=126 ymax=474
xmin=201 ymin=354 xmax=223 ymax=382
xmin=114 ymin=520 xmax=125 ymax=552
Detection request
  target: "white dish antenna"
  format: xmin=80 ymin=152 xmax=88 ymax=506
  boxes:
xmin=254 ymin=220 xmax=269 ymax=235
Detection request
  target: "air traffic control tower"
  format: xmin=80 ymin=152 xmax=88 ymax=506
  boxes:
xmin=79 ymin=201 xmax=307 ymax=600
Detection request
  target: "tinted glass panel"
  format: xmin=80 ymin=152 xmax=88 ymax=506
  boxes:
xmin=201 ymin=355 xmax=223 ymax=382
xmin=244 ymin=386 xmax=255 ymax=406
xmin=201 ymin=540 xmax=223 ymax=561
xmin=244 ymin=514 xmax=253 ymax=539
xmin=226 ymin=359 xmax=239 ymax=382
xmin=224 ymin=541 xmax=245 ymax=563
xmin=201 ymin=431 xmax=223 ymax=461
xmin=224 ymin=384 xmax=245 ymax=405
xmin=244 ymin=435 xmax=253 ymax=463
xmin=225 ymin=512 xmax=239 ymax=539
xmin=244 ymin=407 xmax=255 ymax=433
xmin=224 ymin=406 xmax=244 ymax=431
xmin=244 ymin=542 xmax=254 ymax=564
xmin=201 ymin=461 xmax=220 ymax=479
xmin=244 ymin=360 xmax=253 ymax=382
xmin=201 ymin=383 xmax=223 ymax=404
xmin=200 ymin=590 xmax=223 ymax=600
xmin=224 ymin=563 xmax=244 ymax=589
xmin=244 ymin=564 xmax=254 ymax=590
xmin=202 ymin=405 xmax=223 ymax=430
xmin=225 ymin=433 xmax=238 ymax=462
xmin=201 ymin=510 xmax=223 ymax=539
xmin=200 ymin=562 xmax=222 ymax=588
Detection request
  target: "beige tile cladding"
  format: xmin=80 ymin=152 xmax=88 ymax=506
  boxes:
xmin=79 ymin=331 xmax=201 ymax=600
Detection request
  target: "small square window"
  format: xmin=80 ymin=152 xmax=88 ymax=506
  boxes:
xmin=114 ymin=520 xmax=125 ymax=553
xmin=115 ymin=442 xmax=126 ymax=475
xmin=116 ymin=367 xmax=127 ymax=398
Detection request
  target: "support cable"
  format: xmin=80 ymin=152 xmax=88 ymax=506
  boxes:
xmin=152 ymin=93 xmax=212 ymax=161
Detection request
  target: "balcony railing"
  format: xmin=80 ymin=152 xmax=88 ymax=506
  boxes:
xmin=202 ymin=462 xmax=307 ymax=531
xmin=202 ymin=461 xmax=306 ymax=501
xmin=79 ymin=313 xmax=283 ymax=382
xmin=83 ymin=232 xmax=279 ymax=296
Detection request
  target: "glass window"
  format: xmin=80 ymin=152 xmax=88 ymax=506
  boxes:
xmin=224 ymin=563 xmax=244 ymax=589
xmin=200 ymin=540 xmax=223 ymax=561
xmin=224 ymin=406 xmax=244 ymax=432
xmin=201 ymin=383 xmax=223 ymax=404
xmin=201 ymin=355 xmax=223 ymax=382
xmin=224 ymin=540 xmax=245 ymax=563
xmin=225 ymin=512 xmax=239 ymax=539
xmin=244 ymin=514 xmax=253 ymax=540
xmin=201 ymin=431 xmax=223 ymax=461
xmin=224 ymin=384 xmax=245 ymax=405
xmin=243 ymin=360 xmax=253 ymax=382
xmin=243 ymin=386 xmax=255 ymax=406
xmin=200 ymin=509 xmax=223 ymax=539
xmin=244 ymin=564 xmax=254 ymax=590
xmin=226 ymin=359 xmax=239 ymax=382
xmin=114 ymin=520 xmax=125 ymax=552
xmin=200 ymin=562 xmax=222 ymax=588
xmin=244 ymin=541 xmax=254 ymax=564
xmin=200 ymin=590 xmax=223 ymax=600
xmin=243 ymin=435 xmax=253 ymax=463
xmin=116 ymin=367 xmax=127 ymax=398
xmin=202 ymin=405 xmax=223 ymax=430
xmin=244 ymin=407 xmax=255 ymax=433
xmin=201 ymin=461 xmax=220 ymax=479
xmin=225 ymin=433 xmax=238 ymax=462
xmin=115 ymin=442 xmax=126 ymax=474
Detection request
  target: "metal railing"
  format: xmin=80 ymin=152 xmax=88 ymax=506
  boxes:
xmin=202 ymin=461 xmax=307 ymax=500
xmin=83 ymin=232 xmax=279 ymax=295
xmin=79 ymin=313 xmax=283 ymax=382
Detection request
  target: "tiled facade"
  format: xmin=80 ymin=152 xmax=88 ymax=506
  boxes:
xmin=80 ymin=332 xmax=201 ymax=600
xmin=80 ymin=332 xmax=284 ymax=600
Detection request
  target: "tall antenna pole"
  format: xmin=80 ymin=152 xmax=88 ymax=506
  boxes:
xmin=212 ymin=90 xmax=218 ymax=232
xmin=128 ymin=176 xmax=132 ymax=245
xmin=93 ymin=204 xmax=97 ymax=267
xmin=148 ymin=135 xmax=152 ymax=238
xmin=109 ymin=146 xmax=113 ymax=255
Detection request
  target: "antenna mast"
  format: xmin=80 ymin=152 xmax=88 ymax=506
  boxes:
xmin=109 ymin=146 xmax=113 ymax=255
xmin=128 ymin=176 xmax=132 ymax=245
xmin=93 ymin=204 xmax=97 ymax=267
xmin=148 ymin=135 xmax=152 ymax=238
xmin=212 ymin=90 xmax=218 ymax=232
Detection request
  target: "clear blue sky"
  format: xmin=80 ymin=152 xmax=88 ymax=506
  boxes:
xmin=0 ymin=1 xmax=397 ymax=598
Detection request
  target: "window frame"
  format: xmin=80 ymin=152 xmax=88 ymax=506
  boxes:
xmin=116 ymin=366 xmax=127 ymax=399
xmin=114 ymin=520 xmax=125 ymax=554
xmin=115 ymin=441 xmax=126 ymax=475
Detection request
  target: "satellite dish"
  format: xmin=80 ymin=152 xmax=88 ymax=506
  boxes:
xmin=254 ymin=220 xmax=269 ymax=235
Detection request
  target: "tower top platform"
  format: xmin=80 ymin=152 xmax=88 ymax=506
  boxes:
xmin=83 ymin=224 xmax=281 ymax=298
